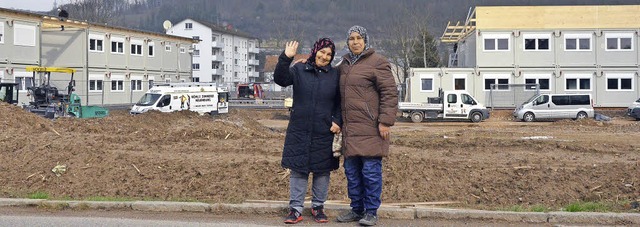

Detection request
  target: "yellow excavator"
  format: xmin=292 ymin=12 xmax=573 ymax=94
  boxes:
xmin=23 ymin=66 xmax=108 ymax=119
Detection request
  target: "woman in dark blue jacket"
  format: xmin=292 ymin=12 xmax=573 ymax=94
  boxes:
xmin=274 ymin=38 xmax=341 ymax=224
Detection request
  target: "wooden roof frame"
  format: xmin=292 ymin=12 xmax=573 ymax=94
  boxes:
xmin=440 ymin=7 xmax=476 ymax=43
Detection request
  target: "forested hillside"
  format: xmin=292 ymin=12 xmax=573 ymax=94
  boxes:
xmin=53 ymin=0 xmax=639 ymax=43
xmin=41 ymin=0 xmax=639 ymax=82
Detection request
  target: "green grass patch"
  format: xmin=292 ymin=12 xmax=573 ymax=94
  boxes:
xmin=530 ymin=204 xmax=551 ymax=212
xmin=84 ymin=196 xmax=135 ymax=202
xmin=499 ymin=204 xmax=551 ymax=212
xmin=27 ymin=191 xmax=49 ymax=199
xmin=564 ymin=201 xmax=610 ymax=212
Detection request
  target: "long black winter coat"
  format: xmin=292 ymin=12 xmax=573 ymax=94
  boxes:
xmin=274 ymin=52 xmax=341 ymax=173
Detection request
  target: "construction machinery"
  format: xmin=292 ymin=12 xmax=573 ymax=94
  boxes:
xmin=24 ymin=66 xmax=109 ymax=119
xmin=236 ymin=83 xmax=264 ymax=99
xmin=0 ymin=82 xmax=19 ymax=105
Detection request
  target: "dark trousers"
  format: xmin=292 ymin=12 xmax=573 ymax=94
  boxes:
xmin=344 ymin=156 xmax=382 ymax=215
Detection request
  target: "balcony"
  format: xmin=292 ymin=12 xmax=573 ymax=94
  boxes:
xmin=248 ymin=59 xmax=259 ymax=65
xmin=212 ymin=41 xmax=224 ymax=49
xmin=212 ymin=55 xmax=224 ymax=62
xmin=249 ymin=72 xmax=259 ymax=78
xmin=212 ymin=69 xmax=222 ymax=75
xmin=248 ymin=47 xmax=259 ymax=53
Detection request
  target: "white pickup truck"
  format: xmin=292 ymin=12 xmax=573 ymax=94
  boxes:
xmin=399 ymin=90 xmax=490 ymax=123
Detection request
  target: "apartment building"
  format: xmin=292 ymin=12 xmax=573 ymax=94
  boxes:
xmin=0 ymin=7 xmax=195 ymax=106
xmin=166 ymin=19 xmax=259 ymax=88
xmin=410 ymin=5 xmax=640 ymax=108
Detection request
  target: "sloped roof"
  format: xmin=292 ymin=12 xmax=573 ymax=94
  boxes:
xmin=189 ymin=19 xmax=257 ymax=40
xmin=263 ymin=54 xmax=310 ymax=72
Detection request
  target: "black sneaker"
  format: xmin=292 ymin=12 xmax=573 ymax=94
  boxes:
xmin=336 ymin=210 xmax=363 ymax=222
xmin=311 ymin=206 xmax=329 ymax=223
xmin=358 ymin=212 xmax=378 ymax=226
xmin=284 ymin=208 xmax=303 ymax=224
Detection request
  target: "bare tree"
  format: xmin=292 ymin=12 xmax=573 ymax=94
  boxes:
xmin=65 ymin=0 xmax=130 ymax=24
xmin=378 ymin=3 xmax=430 ymax=86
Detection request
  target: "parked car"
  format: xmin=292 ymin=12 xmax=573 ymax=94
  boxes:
xmin=513 ymin=94 xmax=594 ymax=122
xmin=627 ymin=98 xmax=640 ymax=120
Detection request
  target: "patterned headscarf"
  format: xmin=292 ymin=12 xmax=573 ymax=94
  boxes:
xmin=346 ymin=25 xmax=370 ymax=64
xmin=307 ymin=38 xmax=336 ymax=67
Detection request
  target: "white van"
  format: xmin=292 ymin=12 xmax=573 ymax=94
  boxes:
xmin=130 ymin=83 xmax=229 ymax=115
xmin=513 ymin=94 xmax=594 ymax=122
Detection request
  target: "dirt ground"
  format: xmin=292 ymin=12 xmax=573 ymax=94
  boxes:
xmin=1 ymin=102 xmax=639 ymax=212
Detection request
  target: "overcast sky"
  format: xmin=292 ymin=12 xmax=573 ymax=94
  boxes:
xmin=0 ymin=0 xmax=70 ymax=12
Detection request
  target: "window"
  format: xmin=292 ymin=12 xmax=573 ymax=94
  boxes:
xmin=89 ymin=78 xmax=103 ymax=91
xmin=535 ymin=95 xmax=550 ymax=105
xmin=111 ymin=37 xmax=124 ymax=54
xmin=192 ymin=77 xmax=200 ymax=82
xmin=234 ymin=59 xmax=238 ymax=65
xmin=192 ymin=63 xmax=200 ymax=70
xmin=565 ymin=74 xmax=591 ymax=91
xmin=564 ymin=34 xmax=591 ymax=51
xmin=15 ymin=76 xmax=34 ymax=91
xmin=606 ymin=73 xmax=634 ymax=91
xmin=0 ymin=22 xmax=4 ymax=43
xmin=131 ymin=78 xmax=142 ymax=91
xmin=111 ymin=76 xmax=124 ymax=92
xmin=192 ymin=36 xmax=199 ymax=41
xmin=193 ymin=49 xmax=200 ymax=56
xmin=89 ymin=38 xmax=104 ymax=52
xmin=14 ymin=24 xmax=36 ymax=47
xmin=447 ymin=94 xmax=457 ymax=104
xmin=148 ymin=79 xmax=154 ymax=89
xmin=606 ymin=33 xmax=633 ymax=51
xmin=523 ymin=34 xmax=550 ymax=51
xmin=130 ymin=40 xmax=143 ymax=56
xmin=552 ymin=95 xmax=591 ymax=106
xmin=461 ymin=94 xmax=475 ymax=105
xmin=148 ymin=42 xmax=155 ymax=57
xmin=165 ymin=78 xmax=171 ymax=83
xmin=483 ymin=34 xmax=509 ymax=51
xmin=418 ymin=74 xmax=434 ymax=92
xmin=453 ymin=74 xmax=466 ymax=90
xmin=185 ymin=23 xmax=192 ymax=29
xmin=234 ymin=46 xmax=238 ymax=53
xmin=165 ymin=45 xmax=171 ymax=52
xmin=212 ymin=36 xmax=217 ymax=42
xmin=483 ymin=74 xmax=510 ymax=90
xmin=180 ymin=47 xmax=185 ymax=53
xmin=524 ymin=74 xmax=551 ymax=90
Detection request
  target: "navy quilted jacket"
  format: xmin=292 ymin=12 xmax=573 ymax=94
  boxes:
xmin=274 ymin=52 xmax=341 ymax=173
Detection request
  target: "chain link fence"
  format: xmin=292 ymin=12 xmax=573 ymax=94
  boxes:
xmin=488 ymin=84 xmax=540 ymax=109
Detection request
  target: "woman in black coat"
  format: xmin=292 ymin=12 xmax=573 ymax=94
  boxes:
xmin=274 ymin=38 xmax=341 ymax=224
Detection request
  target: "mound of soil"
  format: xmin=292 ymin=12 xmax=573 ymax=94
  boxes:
xmin=0 ymin=104 xmax=638 ymax=212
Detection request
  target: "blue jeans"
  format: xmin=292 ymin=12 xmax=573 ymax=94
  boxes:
xmin=344 ymin=156 xmax=382 ymax=215
xmin=289 ymin=170 xmax=331 ymax=213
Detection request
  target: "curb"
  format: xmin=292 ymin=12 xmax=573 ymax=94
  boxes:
xmin=1 ymin=198 xmax=638 ymax=225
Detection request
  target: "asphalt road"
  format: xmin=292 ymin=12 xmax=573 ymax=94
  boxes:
xmin=0 ymin=207 xmax=548 ymax=227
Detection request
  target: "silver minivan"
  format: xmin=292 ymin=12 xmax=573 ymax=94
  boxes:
xmin=513 ymin=94 xmax=594 ymax=122
xmin=627 ymin=97 xmax=640 ymax=120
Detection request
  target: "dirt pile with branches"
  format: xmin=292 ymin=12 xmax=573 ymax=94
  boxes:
xmin=1 ymin=103 xmax=638 ymax=212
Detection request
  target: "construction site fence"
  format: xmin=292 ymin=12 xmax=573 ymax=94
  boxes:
xmin=487 ymin=83 xmax=540 ymax=109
